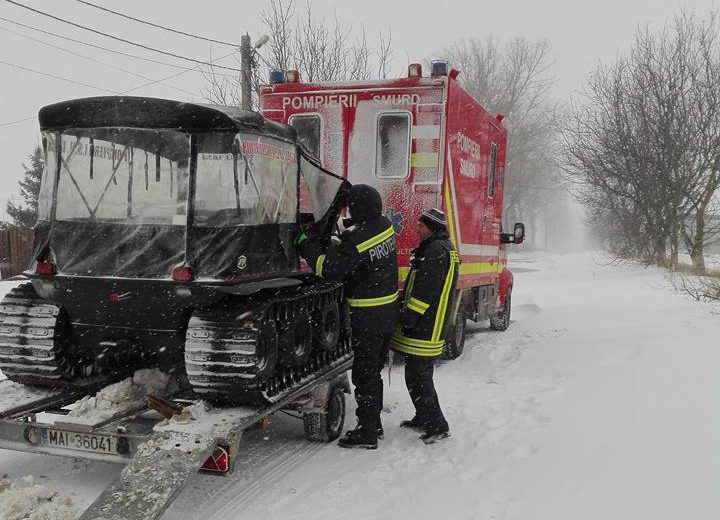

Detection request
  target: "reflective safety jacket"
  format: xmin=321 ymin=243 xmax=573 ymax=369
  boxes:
xmin=298 ymin=214 xmax=399 ymax=312
xmin=391 ymin=230 xmax=459 ymax=357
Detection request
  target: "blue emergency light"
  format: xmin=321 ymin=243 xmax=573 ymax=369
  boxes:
xmin=431 ymin=60 xmax=448 ymax=77
xmin=269 ymin=70 xmax=285 ymax=84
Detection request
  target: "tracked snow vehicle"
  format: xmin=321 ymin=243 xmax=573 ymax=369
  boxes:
xmin=0 ymin=96 xmax=352 ymax=404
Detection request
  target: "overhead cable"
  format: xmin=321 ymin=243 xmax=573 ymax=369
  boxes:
xmin=73 ymin=0 xmax=238 ymax=47
xmin=0 ymin=48 xmax=240 ymax=127
xmin=4 ymin=0 xmax=242 ymax=72
xmin=0 ymin=59 xmax=119 ymax=93
xmin=0 ymin=16 xmax=238 ymax=78
xmin=0 ymin=25 xmax=198 ymax=97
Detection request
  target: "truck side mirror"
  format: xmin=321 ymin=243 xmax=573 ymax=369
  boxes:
xmin=500 ymin=222 xmax=525 ymax=244
xmin=513 ymin=222 xmax=525 ymax=244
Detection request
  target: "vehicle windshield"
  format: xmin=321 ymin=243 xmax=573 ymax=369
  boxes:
xmin=45 ymin=128 xmax=190 ymax=224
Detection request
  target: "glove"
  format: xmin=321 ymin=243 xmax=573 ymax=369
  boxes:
xmin=293 ymin=232 xmax=308 ymax=246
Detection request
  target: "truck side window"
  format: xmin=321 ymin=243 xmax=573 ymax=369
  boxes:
xmin=488 ymin=143 xmax=497 ymax=197
xmin=289 ymin=114 xmax=322 ymax=163
xmin=375 ymin=112 xmax=410 ymax=179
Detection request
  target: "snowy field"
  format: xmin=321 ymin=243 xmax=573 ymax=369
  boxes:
xmin=1 ymin=252 xmax=719 ymax=520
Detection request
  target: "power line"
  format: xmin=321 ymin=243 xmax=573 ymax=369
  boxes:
xmin=0 ymin=24 xmax=198 ymax=97
xmin=0 ymin=116 xmax=35 ymax=128
xmin=122 ymin=50 xmax=238 ymax=93
xmin=0 ymin=59 xmax=119 ymax=93
xmin=0 ymin=47 xmax=239 ymax=127
xmin=73 ymin=0 xmax=238 ymax=48
xmin=4 ymin=0 xmax=242 ymax=72
xmin=0 ymin=16 xmax=238 ymax=78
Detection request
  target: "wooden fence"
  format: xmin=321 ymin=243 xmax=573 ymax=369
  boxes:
xmin=0 ymin=229 xmax=34 ymax=279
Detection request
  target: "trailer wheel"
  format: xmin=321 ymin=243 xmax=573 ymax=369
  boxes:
xmin=255 ymin=321 xmax=279 ymax=381
xmin=313 ymin=301 xmax=340 ymax=352
xmin=303 ymin=383 xmax=346 ymax=442
xmin=279 ymin=311 xmax=313 ymax=367
xmin=490 ymin=290 xmax=512 ymax=331
xmin=443 ymin=308 xmax=467 ymax=360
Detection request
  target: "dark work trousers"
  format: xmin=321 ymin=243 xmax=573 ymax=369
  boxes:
xmin=404 ymin=355 xmax=448 ymax=432
xmin=349 ymin=306 xmax=395 ymax=431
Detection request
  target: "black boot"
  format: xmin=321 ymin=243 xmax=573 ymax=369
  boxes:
xmin=377 ymin=419 xmax=384 ymax=440
xmin=400 ymin=416 xmax=426 ymax=431
xmin=338 ymin=427 xmax=378 ymax=450
xmin=420 ymin=424 xmax=450 ymax=444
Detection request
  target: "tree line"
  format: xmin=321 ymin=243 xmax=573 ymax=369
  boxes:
xmin=561 ymin=10 xmax=720 ymax=271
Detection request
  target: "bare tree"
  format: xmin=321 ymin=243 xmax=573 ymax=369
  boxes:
xmin=437 ymin=37 xmax=560 ymax=246
xmin=202 ymin=0 xmax=393 ymax=107
xmin=561 ymin=9 xmax=720 ymax=269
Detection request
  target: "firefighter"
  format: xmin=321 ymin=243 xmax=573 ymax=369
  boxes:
xmin=294 ymin=184 xmax=398 ymax=449
xmin=391 ymin=208 xmax=458 ymax=444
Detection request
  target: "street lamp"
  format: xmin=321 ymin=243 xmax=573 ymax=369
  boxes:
xmin=241 ymin=34 xmax=270 ymax=110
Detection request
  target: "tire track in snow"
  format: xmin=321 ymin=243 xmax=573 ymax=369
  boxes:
xmin=163 ymin=415 xmax=326 ymax=520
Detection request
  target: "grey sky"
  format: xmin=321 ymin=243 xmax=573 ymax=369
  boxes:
xmin=0 ymin=0 xmax=716 ymax=217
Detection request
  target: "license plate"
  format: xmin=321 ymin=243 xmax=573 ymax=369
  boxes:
xmin=40 ymin=428 xmax=118 ymax=455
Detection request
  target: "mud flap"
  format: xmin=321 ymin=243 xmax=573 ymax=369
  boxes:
xmin=80 ymin=431 xmax=217 ymax=520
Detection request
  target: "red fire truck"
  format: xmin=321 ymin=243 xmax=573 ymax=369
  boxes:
xmin=260 ymin=61 xmax=525 ymax=358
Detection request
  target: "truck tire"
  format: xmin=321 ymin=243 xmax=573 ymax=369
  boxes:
xmin=490 ymin=290 xmax=512 ymax=331
xmin=279 ymin=311 xmax=313 ymax=367
xmin=313 ymin=301 xmax=340 ymax=352
xmin=303 ymin=383 xmax=346 ymax=442
xmin=442 ymin=307 xmax=466 ymax=360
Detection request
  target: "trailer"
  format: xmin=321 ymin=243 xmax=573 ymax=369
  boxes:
xmin=259 ymin=61 xmax=525 ymax=359
xmin=0 ymin=357 xmax=351 ymax=520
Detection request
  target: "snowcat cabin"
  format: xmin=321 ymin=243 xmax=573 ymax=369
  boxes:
xmin=33 ymin=97 xmax=344 ymax=284
xmin=9 ymin=96 xmax=348 ymax=388
xmin=260 ymin=63 xmax=525 ymax=354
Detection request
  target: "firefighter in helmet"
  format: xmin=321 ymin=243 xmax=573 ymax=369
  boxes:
xmin=392 ymin=208 xmax=458 ymax=443
xmin=295 ymin=184 xmax=398 ymax=449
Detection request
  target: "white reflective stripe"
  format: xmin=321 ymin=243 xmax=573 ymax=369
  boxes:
xmin=412 ymin=125 xmax=441 ymax=140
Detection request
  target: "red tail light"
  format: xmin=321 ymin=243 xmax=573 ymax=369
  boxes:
xmin=35 ymin=258 xmax=56 ymax=276
xmin=172 ymin=265 xmax=194 ymax=282
xmin=201 ymin=446 xmax=229 ymax=473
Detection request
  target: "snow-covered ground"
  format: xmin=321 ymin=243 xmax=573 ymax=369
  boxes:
xmin=1 ymin=252 xmax=718 ymax=520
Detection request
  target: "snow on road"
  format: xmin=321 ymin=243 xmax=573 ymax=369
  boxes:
xmin=1 ymin=252 xmax=718 ymax=520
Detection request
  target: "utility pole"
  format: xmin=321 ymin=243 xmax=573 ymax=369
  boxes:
xmin=241 ymin=33 xmax=252 ymax=110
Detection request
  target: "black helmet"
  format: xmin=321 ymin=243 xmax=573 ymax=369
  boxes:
xmin=346 ymin=184 xmax=382 ymax=223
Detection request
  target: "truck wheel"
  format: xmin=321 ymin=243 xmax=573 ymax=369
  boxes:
xmin=255 ymin=321 xmax=279 ymax=381
xmin=313 ymin=301 xmax=340 ymax=352
xmin=490 ymin=290 xmax=512 ymax=331
xmin=442 ymin=308 xmax=467 ymax=360
xmin=303 ymin=383 xmax=346 ymax=442
xmin=279 ymin=311 xmax=313 ymax=367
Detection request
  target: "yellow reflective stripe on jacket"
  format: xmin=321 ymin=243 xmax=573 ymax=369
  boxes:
xmin=431 ymin=250 xmax=459 ymax=342
xmin=403 ymin=270 xmax=417 ymax=305
xmin=390 ymin=331 xmax=444 ymax=357
xmin=315 ymin=254 xmax=326 ymax=277
xmin=356 ymin=226 xmax=395 ymax=253
xmin=347 ymin=291 xmax=399 ymax=308
xmin=406 ymin=296 xmax=429 ymax=315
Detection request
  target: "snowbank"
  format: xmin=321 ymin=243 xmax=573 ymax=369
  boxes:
xmin=0 ymin=475 xmax=78 ymax=520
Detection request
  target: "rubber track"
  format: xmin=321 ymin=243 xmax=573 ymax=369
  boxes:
xmin=184 ymin=281 xmax=352 ymax=405
xmin=0 ymin=282 xmax=70 ymax=386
